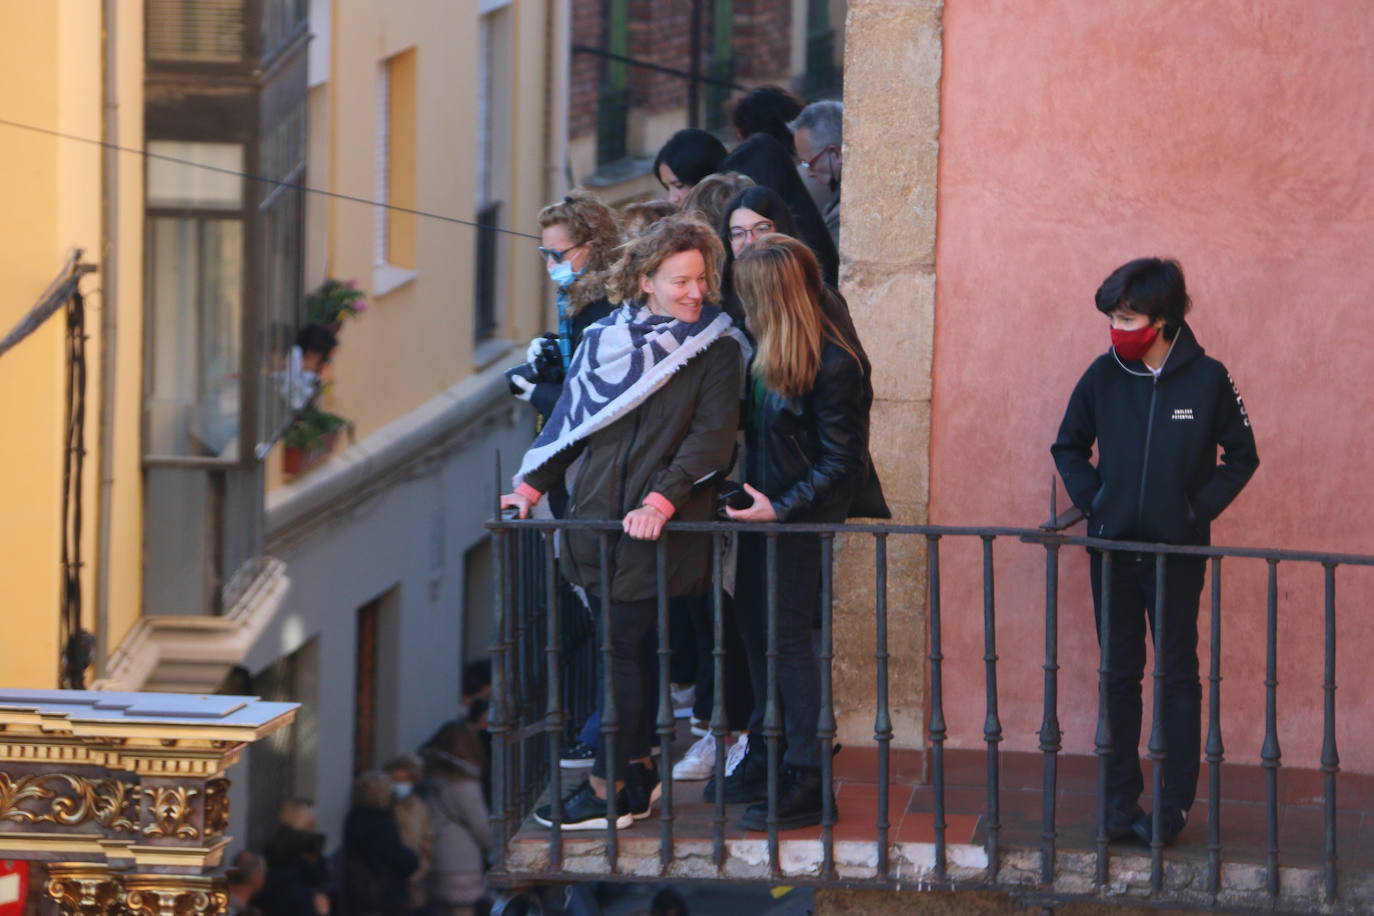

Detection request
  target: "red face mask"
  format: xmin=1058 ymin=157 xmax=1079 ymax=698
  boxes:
xmin=1111 ymin=324 xmax=1158 ymax=361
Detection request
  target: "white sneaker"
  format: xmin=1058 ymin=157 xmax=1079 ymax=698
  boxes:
xmin=672 ymin=733 xmax=717 ymax=781
xmin=724 ymin=734 xmax=749 ymax=776
xmin=670 ymin=683 xmax=695 ymax=719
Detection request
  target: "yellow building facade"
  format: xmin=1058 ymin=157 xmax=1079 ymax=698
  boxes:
xmin=0 ymin=0 xmax=145 ymax=688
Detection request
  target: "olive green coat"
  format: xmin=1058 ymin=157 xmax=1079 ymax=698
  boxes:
xmin=524 ymin=336 xmax=741 ymax=603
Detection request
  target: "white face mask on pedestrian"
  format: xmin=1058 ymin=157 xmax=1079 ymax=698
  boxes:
xmin=547 ymin=260 xmax=580 ymax=287
xmin=391 ymin=781 xmax=413 ymax=800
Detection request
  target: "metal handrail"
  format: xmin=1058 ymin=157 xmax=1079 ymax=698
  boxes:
xmin=485 ymin=512 xmax=1374 ymax=913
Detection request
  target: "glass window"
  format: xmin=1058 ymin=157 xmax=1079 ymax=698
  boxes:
xmin=146 ymin=0 xmax=246 ymax=63
xmin=147 ymin=141 xmax=245 ymax=211
xmin=145 ymin=216 xmax=244 ymax=459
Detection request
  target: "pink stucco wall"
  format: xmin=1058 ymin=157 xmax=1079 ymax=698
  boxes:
xmin=930 ymin=2 xmax=1374 ymax=772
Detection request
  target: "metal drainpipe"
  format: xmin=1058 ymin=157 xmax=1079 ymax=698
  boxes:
xmin=93 ymin=0 xmax=120 ymax=681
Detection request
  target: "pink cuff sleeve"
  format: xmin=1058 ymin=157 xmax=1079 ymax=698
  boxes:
xmin=642 ymin=491 xmax=676 ymax=519
xmin=515 ymin=482 xmax=542 ymax=504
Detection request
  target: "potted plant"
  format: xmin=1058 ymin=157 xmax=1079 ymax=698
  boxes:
xmin=282 ymin=405 xmax=350 ymax=476
xmin=306 ymin=278 xmax=368 ymax=331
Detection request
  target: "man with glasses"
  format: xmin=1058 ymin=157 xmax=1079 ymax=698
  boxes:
xmin=789 ymin=100 xmax=844 ymax=248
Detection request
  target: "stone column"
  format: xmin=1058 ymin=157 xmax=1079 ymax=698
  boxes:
xmin=832 ymin=0 xmax=944 ymax=750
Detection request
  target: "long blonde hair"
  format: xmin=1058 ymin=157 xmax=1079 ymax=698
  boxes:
xmin=733 ymin=234 xmax=856 ymax=397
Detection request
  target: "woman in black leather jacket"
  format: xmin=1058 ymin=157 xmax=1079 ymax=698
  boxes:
xmin=718 ymin=234 xmax=888 ymax=832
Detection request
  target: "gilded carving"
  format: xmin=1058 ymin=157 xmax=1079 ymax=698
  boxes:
xmin=142 ymin=784 xmax=201 ymax=840
xmin=203 ymin=778 xmax=229 ymax=837
xmin=0 ymin=772 xmax=139 ymax=832
xmin=123 ymin=877 xmax=228 ymax=916
xmin=46 ymin=865 xmax=122 ymax=916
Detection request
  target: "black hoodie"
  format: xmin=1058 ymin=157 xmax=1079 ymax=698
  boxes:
xmin=1051 ymin=323 xmax=1259 ymax=545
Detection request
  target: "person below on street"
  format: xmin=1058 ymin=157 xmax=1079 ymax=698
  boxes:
xmin=227 ymin=850 xmax=267 ymax=916
xmin=1052 ymin=257 xmax=1258 ymax=847
xmin=383 ymin=754 xmax=431 ymax=913
xmin=422 ymin=720 xmax=492 ymax=916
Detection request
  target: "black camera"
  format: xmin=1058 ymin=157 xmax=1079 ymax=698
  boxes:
xmin=716 ymin=480 xmax=754 ymax=514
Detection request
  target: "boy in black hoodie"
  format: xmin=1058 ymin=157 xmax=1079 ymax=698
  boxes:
xmin=1052 ymin=258 xmax=1258 ymax=846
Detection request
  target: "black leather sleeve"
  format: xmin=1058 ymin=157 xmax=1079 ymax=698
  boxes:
xmin=771 ymin=347 xmax=869 ymax=521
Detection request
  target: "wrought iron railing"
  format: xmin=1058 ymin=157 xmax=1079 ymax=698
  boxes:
xmin=484 ymin=512 xmax=1374 ymax=913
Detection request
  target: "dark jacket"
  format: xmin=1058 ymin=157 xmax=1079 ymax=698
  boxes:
xmin=256 ymin=827 xmax=328 ymax=916
xmin=525 ymin=334 xmax=742 ymax=602
xmin=339 ymin=806 xmax=420 ymax=916
xmin=747 ymin=339 xmax=889 ymax=522
xmin=1051 ymin=323 xmax=1259 ymax=545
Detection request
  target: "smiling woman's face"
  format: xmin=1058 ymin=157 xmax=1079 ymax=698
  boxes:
xmin=641 ymin=249 xmax=708 ymax=323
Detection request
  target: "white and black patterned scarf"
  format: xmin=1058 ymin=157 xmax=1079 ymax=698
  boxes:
xmin=517 ymin=301 xmax=750 ymax=481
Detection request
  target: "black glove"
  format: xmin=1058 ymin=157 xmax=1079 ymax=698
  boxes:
xmin=504 ymin=362 xmax=540 ymax=400
xmin=530 ymin=335 xmax=565 ymax=385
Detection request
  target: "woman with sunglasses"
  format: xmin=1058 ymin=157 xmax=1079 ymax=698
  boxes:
xmin=716 ymin=234 xmax=888 ymax=832
xmin=508 ymin=191 xmax=621 ymax=422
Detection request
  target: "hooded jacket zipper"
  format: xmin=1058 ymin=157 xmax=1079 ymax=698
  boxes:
xmin=1136 ymin=375 xmax=1159 ymax=528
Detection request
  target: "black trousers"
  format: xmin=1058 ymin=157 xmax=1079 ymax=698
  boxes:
xmin=736 ymin=532 xmax=823 ymax=769
xmin=1090 ymin=550 xmax=1206 ymax=816
xmin=684 ymin=591 xmax=755 ymax=730
xmin=588 ymin=595 xmax=657 ymax=781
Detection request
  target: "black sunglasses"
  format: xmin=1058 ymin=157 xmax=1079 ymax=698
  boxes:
xmin=537 ymin=242 xmax=585 ymax=263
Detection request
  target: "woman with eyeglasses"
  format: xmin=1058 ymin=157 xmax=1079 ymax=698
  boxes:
xmin=718 ymin=186 xmax=863 ymax=360
xmin=721 ymin=134 xmax=839 ymax=287
xmin=507 ymin=191 xmax=621 ymax=423
xmin=714 ymin=234 xmax=889 ymax=832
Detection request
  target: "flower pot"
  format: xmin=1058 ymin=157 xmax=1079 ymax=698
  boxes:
xmin=283 ymin=432 xmax=339 ymax=476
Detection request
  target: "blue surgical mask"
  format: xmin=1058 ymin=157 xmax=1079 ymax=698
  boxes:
xmin=547 ymin=260 xmax=580 ymax=288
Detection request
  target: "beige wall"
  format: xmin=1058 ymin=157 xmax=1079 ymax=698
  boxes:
xmin=0 ymin=0 xmax=145 ymax=685
xmin=291 ymin=0 xmax=553 ymax=462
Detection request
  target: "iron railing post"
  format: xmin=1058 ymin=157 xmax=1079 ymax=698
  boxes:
xmin=764 ymin=533 xmax=782 ymax=876
xmin=1147 ymin=555 xmax=1168 ymax=894
xmin=543 ymin=531 xmax=564 ymax=867
xmin=1093 ymin=551 xmax=1113 ymax=888
xmin=598 ymin=532 xmax=620 ymax=869
xmin=709 ymin=533 xmax=728 ymax=871
xmin=928 ymin=535 xmax=948 ymax=881
xmin=1038 ymin=541 xmax=1062 ymax=886
xmin=1206 ymin=556 xmax=1224 ymax=898
xmin=1262 ymin=559 xmax=1282 ymax=901
xmin=655 ymin=539 xmax=675 ymax=872
xmin=819 ymin=533 xmax=838 ymax=880
xmin=488 ymin=524 xmax=512 ymax=871
xmin=873 ymin=532 xmax=892 ymax=880
xmin=1321 ymin=562 xmax=1340 ymax=902
xmin=981 ymin=535 xmax=1002 ymax=885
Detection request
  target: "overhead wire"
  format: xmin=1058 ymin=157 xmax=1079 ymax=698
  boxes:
xmin=0 ymin=115 xmax=544 ymax=242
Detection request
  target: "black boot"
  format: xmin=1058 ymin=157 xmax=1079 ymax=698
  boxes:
xmin=740 ymin=764 xmax=828 ymax=831
xmin=1104 ymin=800 xmax=1145 ymax=842
xmin=626 ymin=760 xmax=662 ymax=820
xmin=703 ymin=739 xmax=768 ymax=804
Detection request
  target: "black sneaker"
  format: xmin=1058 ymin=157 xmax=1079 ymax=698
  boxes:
xmin=559 ymin=740 xmax=596 ymax=768
xmin=1132 ymin=807 xmax=1187 ymax=846
xmin=1104 ymin=801 xmax=1145 ymax=842
xmin=703 ymin=740 xmax=768 ymax=804
xmin=740 ymin=764 xmax=828 ymax=831
xmin=626 ymin=761 xmax=662 ymax=820
xmin=533 ymin=780 xmax=632 ymax=830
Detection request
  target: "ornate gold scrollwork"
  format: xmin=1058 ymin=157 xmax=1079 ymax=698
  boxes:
xmin=202 ymin=778 xmax=229 ymax=837
xmin=0 ymin=772 xmax=139 ymax=832
xmin=142 ymin=784 xmax=201 ymax=840
xmin=123 ymin=876 xmax=228 ymax=916
xmin=46 ymin=865 xmax=122 ymax=916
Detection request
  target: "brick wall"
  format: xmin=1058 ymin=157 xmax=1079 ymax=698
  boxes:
xmin=569 ymin=0 xmax=798 ymax=150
